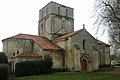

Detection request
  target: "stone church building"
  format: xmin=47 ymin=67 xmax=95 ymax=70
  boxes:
xmin=2 ymin=1 xmax=110 ymax=72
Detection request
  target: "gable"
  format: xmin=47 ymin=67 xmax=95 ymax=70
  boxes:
xmin=72 ymin=28 xmax=97 ymax=43
xmin=54 ymin=28 xmax=97 ymax=43
xmin=71 ymin=29 xmax=97 ymax=54
xmin=71 ymin=28 xmax=97 ymax=47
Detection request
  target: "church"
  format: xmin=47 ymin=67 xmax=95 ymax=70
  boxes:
xmin=2 ymin=1 xmax=110 ymax=72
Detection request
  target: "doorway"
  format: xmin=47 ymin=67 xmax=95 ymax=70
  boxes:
xmin=81 ymin=59 xmax=87 ymax=71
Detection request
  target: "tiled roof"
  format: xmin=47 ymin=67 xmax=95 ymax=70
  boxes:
xmin=5 ymin=33 xmax=61 ymax=50
xmin=54 ymin=29 xmax=82 ymax=42
xmin=17 ymin=52 xmax=38 ymax=57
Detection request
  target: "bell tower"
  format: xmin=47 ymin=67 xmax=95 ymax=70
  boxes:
xmin=38 ymin=1 xmax=74 ymax=40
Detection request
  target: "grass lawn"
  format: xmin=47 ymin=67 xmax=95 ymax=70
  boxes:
xmin=11 ymin=72 xmax=120 ymax=80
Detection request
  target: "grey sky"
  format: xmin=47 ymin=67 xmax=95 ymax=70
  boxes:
xmin=0 ymin=0 xmax=108 ymax=51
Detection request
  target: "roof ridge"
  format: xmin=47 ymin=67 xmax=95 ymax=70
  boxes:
xmin=3 ymin=33 xmax=62 ymax=50
xmin=18 ymin=33 xmax=39 ymax=37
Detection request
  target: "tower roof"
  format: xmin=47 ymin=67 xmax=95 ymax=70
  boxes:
xmin=39 ymin=1 xmax=73 ymax=12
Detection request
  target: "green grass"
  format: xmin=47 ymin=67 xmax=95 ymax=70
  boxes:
xmin=11 ymin=72 xmax=120 ymax=80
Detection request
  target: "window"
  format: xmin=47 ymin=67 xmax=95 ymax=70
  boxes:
xmin=83 ymin=39 xmax=86 ymax=49
xmin=41 ymin=23 xmax=44 ymax=34
xmin=42 ymin=11 xmax=43 ymax=18
xmin=13 ymin=52 xmax=15 ymax=56
xmin=17 ymin=50 xmax=19 ymax=55
xmin=46 ymin=7 xmax=48 ymax=15
xmin=66 ymin=9 xmax=68 ymax=16
xmin=58 ymin=7 xmax=60 ymax=15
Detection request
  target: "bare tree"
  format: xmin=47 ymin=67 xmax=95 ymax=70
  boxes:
xmin=94 ymin=0 xmax=120 ymax=55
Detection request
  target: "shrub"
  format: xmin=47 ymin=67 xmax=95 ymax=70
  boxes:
xmin=15 ymin=55 xmax=53 ymax=77
xmin=42 ymin=55 xmax=53 ymax=74
xmin=15 ymin=61 xmax=38 ymax=77
xmin=35 ymin=56 xmax=53 ymax=74
xmin=0 ymin=64 xmax=9 ymax=80
xmin=34 ymin=60 xmax=44 ymax=74
xmin=0 ymin=52 xmax=8 ymax=64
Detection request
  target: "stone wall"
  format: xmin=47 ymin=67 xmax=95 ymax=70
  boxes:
xmin=2 ymin=38 xmax=32 ymax=60
xmin=54 ymin=38 xmax=74 ymax=71
xmin=52 ymin=51 xmax=64 ymax=70
xmin=33 ymin=43 xmax=43 ymax=56
xmin=97 ymin=42 xmax=110 ymax=66
xmin=39 ymin=1 xmax=73 ymax=20
xmin=71 ymin=29 xmax=97 ymax=54
xmin=43 ymin=50 xmax=64 ymax=70
xmin=55 ymin=29 xmax=99 ymax=72
xmin=66 ymin=37 xmax=75 ymax=71
xmin=105 ymin=46 xmax=110 ymax=65
xmin=38 ymin=1 xmax=74 ymax=40
xmin=73 ymin=44 xmax=81 ymax=71
xmin=97 ymin=44 xmax=106 ymax=66
xmin=38 ymin=14 xmax=74 ymax=40
xmin=92 ymin=50 xmax=99 ymax=70
xmin=71 ymin=29 xmax=100 ymax=71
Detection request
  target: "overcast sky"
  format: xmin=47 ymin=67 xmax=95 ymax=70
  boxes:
xmin=0 ymin=0 xmax=108 ymax=52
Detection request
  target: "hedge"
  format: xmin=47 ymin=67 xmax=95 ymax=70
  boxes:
xmin=15 ymin=61 xmax=38 ymax=77
xmin=15 ymin=55 xmax=53 ymax=77
xmin=0 ymin=64 xmax=9 ymax=80
xmin=42 ymin=55 xmax=53 ymax=74
xmin=0 ymin=52 xmax=8 ymax=64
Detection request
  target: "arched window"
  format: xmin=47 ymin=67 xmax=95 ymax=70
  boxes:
xmin=17 ymin=50 xmax=19 ymax=55
xmin=83 ymin=39 xmax=86 ymax=49
xmin=13 ymin=52 xmax=15 ymax=56
xmin=41 ymin=23 xmax=44 ymax=34
xmin=66 ymin=9 xmax=68 ymax=16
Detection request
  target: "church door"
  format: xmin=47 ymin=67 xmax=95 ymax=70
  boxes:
xmin=81 ymin=59 xmax=87 ymax=71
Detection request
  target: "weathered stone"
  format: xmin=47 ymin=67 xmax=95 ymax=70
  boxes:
xmin=2 ymin=1 xmax=110 ymax=73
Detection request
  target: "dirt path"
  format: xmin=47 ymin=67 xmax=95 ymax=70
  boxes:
xmin=108 ymin=66 xmax=120 ymax=74
xmin=98 ymin=66 xmax=120 ymax=74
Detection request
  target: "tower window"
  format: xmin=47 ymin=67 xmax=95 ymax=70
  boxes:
xmin=83 ymin=39 xmax=86 ymax=49
xmin=46 ymin=7 xmax=48 ymax=15
xmin=41 ymin=23 xmax=44 ymax=34
xmin=58 ymin=7 xmax=60 ymax=15
xmin=42 ymin=11 xmax=43 ymax=18
xmin=66 ymin=9 xmax=68 ymax=16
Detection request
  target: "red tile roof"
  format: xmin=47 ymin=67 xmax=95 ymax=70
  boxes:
xmin=17 ymin=52 xmax=38 ymax=57
xmin=5 ymin=33 xmax=62 ymax=50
